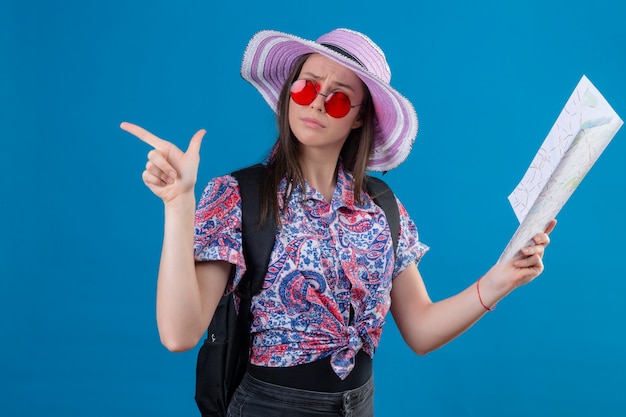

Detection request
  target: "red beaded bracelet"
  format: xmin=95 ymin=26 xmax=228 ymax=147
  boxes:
xmin=476 ymin=277 xmax=495 ymax=311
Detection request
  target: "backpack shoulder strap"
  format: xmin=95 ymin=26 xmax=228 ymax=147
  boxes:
xmin=365 ymin=176 xmax=400 ymax=254
xmin=231 ymin=164 xmax=277 ymax=297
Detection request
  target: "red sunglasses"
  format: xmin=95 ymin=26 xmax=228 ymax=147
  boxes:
xmin=290 ymin=79 xmax=361 ymax=118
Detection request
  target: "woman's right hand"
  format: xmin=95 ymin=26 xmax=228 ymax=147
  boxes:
xmin=121 ymin=122 xmax=205 ymax=204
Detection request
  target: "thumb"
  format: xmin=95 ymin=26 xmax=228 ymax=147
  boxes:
xmin=186 ymin=129 xmax=206 ymax=155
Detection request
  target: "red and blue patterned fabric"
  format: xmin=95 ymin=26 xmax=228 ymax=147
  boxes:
xmin=194 ymin=164 xmax=428 ymax=379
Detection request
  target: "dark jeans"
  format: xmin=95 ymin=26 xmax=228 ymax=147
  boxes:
xmin=227 ymin=373 xmax=375 ymax=417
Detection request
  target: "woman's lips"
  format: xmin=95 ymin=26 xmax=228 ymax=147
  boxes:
xmin=302 ymin=117 xmax=324 ymax=129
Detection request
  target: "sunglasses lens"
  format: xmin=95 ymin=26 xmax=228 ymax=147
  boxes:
xmin=325 ymin=92 xmax=351 ymax=118
xmin=290 ymin=79 xmax=317 ymax=105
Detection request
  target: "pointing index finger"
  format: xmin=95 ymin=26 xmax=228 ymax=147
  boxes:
xmin=120 ymin=121 xmax=168 ymax=149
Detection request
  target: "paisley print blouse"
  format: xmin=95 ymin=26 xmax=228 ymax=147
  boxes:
xmin=194 ymin=164 xmax=428 ymax=379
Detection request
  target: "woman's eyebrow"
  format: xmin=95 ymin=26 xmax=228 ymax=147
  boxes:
xmin=300 ymin=71 xmax=356 ymax=92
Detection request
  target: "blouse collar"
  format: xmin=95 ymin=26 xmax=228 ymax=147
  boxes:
xmin=277 ymin=163 xmax=377 ymax=214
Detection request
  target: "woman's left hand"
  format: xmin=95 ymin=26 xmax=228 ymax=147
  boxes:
xmin=511 ymin=218 xmax=557 ymax=284
xmin=483 ymin=219 xmax=557 ymax=295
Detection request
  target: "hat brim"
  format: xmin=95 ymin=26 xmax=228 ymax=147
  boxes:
xmin=241 ymin=30 xmax=418 ymax=172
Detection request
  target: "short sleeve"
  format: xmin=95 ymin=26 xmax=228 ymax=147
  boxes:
xmin=392 ymin=198 xmax=429 ymax=277
xmin=194 ymin=175 xmax=247 ymax=292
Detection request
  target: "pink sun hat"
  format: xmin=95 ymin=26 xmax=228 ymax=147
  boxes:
xmin=240 ymin=28 xmax=418 ymax=172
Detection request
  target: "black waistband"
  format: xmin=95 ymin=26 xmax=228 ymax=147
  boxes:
xmin=247 ymin=350 xmax=372 ymax=393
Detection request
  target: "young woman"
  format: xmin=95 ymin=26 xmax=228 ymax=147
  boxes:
xmin=122 ymin=28 xmax=555 ymax=417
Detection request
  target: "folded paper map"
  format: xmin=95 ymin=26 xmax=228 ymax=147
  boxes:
xmin=500 ymin=75 xmax=623 ymax=262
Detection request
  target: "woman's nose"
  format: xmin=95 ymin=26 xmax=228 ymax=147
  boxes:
xmin=310 ymin=91 xmax=327 ymax=112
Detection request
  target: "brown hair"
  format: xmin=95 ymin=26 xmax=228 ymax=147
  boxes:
xmin=260 ymin=54 xmax=375 ymax=224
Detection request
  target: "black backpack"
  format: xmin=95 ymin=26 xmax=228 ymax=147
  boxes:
xmin=194 ymin=164 xmax=400 ymax=417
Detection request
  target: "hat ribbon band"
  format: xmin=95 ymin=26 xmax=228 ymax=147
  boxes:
xmin=320 ymin=43 xmax=366 ymax=69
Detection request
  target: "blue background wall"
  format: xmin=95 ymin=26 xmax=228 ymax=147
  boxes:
xmin=2 ymin=0 xmax=625 ymax=416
